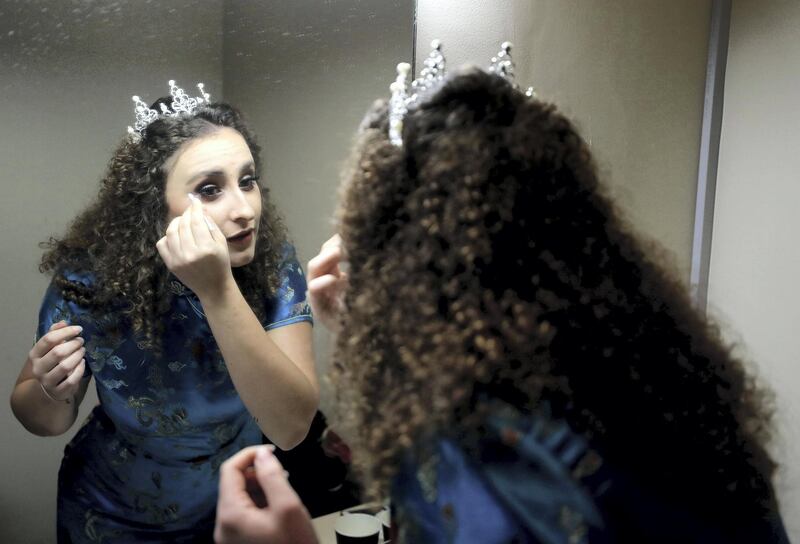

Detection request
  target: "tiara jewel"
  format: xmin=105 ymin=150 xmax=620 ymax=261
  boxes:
xmin=389 ymin=40 xmax=446 ymax=147
xmin=127 ymin=80 xmax=211 ymax=141
xmin=411 ymin=39 xmax=446 ymax=99
xmin=488 ymin=42 xmax=536 ymax=98
xmin=388 ymin=40 xmax=535 ymax=147
xmin=388 ymin=62 xmax=412 ymax=146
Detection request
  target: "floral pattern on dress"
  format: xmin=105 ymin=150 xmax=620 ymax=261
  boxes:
xmin=41 ymin=247 xmax=313 ymax=543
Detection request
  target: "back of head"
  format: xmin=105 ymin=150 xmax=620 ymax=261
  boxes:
xmin=331 ymin=67 xmax=777 ymax=516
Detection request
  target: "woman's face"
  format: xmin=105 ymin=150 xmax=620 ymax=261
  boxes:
xmin=164 ymin=127 xmax=262 ymax=268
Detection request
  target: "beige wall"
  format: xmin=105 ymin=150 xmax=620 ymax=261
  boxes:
xmin=417 ymin=0 xmax=712 ymax=279
xmin=708 ymin=0 xmax=800 ymax=537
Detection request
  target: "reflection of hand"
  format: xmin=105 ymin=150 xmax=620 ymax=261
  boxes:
xmin=29 ymin=321 xmax=86 ymax=402
xmin=307 ymin=234 xmax=347 ymax=333
xmin=156 ymin=197 xmax=232 ymax=299
xmin=215 ymin=445 xmax=318 ymax=544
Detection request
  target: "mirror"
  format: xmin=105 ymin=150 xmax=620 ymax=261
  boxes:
xmin=0 ymin=1 xmax=415 ymax=541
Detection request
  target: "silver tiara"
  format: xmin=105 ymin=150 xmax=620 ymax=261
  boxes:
xmin=127 ymin=80 xmax=211 ymax=141
xmin=388 ymin=40 xmax=535 ymax=147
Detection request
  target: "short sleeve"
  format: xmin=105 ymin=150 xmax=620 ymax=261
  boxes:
xmin=391 ymin=404 xmax=607 ymax=544
xmin=35 ymin=273 xmax=102 ymax=378
xmin=476 ymin=411 xmax=606 ymax=543
xmin=391 ymin=440 xmax=524 ymax=543
xmin=263 ymin=245 xmax=313 ymax=331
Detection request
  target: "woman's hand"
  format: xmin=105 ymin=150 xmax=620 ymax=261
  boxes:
xmin=156 ymin=197 xmax=232 ymax=298
xmin=306 ymin=234 xmax=348 ymax=334
xmin=28 ymin=321 xmax=86 ymax=402
xmin=215 ymin=445 xmax=318 ymax=544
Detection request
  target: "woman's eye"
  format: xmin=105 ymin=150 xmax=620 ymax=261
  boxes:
xmin=240 ymin=175 xmax=260 ymax=190
xmin=196 ymin=184 xmax=221 ymax=198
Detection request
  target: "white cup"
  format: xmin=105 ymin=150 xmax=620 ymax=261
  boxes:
xmin=376 ymin=507 xmax=391 ymax=542
xmin=334 ymin=512 xmax=382 ymax=544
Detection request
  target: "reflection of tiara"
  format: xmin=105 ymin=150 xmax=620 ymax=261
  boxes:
xmin=127 ymin=80 xmax=211 ymax=141
xmin=388 ymin=41 xmax=535 ymax=147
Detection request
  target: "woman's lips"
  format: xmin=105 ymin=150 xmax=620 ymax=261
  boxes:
xmin=227 ymin=228 xmax=254 ymax=246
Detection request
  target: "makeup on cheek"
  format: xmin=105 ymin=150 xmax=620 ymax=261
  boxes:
xmin=187 ymin=193 xmax=215 ymax=230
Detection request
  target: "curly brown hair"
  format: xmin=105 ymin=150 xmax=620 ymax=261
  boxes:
xmin=330 ymin=68 xmax=777 ymax=516
xmin=39 ymin=101 xmax=287 ymax=351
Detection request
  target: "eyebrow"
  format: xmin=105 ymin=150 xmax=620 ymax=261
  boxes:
xmin=185 ymin=160 xmax=256 ymax=186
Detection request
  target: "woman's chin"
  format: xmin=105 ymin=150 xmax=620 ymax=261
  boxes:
xmin=229 ymin=252 xmax=255 ymax=268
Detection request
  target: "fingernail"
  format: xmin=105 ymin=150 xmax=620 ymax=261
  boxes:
xmin=75 ymin=326 xmax=83 ymax=333
xmin=78 ymin=337 xmax=85 ymax=345
xmin=256 ymin=446 xmax=271 ymax=461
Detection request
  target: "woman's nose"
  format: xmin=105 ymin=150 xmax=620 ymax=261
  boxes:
xmin=228 ymin=189 xmax=256 ymax=222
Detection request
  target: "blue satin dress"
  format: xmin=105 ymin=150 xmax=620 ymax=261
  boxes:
xmin=37 ymin=250 xmax=312 ymax=543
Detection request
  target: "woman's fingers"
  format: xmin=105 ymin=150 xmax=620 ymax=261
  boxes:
xmin=52 ymin=358 xmax=86 ymax=396
xmin=215 ymin=446 xmax=316 ymax=544
xmin=30 ymin=325 xmax=82 ymax=360
xmin=189 ymin=196 xmax=215 ymax=247
xmin=252 ymin=446 xmax=302 ymax=512
xmin=158 ymin=208 xmax=202 ymax=269
xmin=308 ymin=244 xmax=343 ymax=280
xmin=165 ymin=215 xmax=182 ymax=257
xmin=321 ymin=233 xmax=341 ymax=251
xmin=31 ymin=334 xmax=83 ymax=377
xmin=42 ymin=343 xmax=86 ymax=387
xmin=219 ymin=445 xmax=269 ymax=510
xmin=179 ymin=205 xmax=197 ymax=255
xmin=49 ymin=320 xmax=69 ymax=333
xmin=307 ymin=273 xmax=339 ymax=290
xmin=307 ymin=239 xmax=348 ymax=333
xmin=308 ymin=274 xmax=347 ymax=310
xmin=155 ymin=236 xmax=172 ymax=269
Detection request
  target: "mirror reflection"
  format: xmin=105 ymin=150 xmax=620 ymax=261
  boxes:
xmin=2 ymin=1 xmax=413 ymax=542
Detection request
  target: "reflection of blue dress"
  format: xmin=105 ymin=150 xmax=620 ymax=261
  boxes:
xmin=392 ymin=402 xmax=790 ymax=543
xmin=37 ymin=251 xmax=312 ymax=543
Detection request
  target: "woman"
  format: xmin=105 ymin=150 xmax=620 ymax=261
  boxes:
xmin=10 ymin=83 xmax=318 ymax=543
xmin=215 ymin=68 xmax=789 ymax=543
